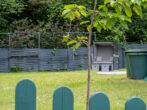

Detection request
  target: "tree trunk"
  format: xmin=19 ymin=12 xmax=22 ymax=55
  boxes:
xmin=86 ymin=0 xmax=97 ymax=110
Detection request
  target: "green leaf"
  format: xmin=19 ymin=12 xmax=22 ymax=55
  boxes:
xmin=98 ymin=5 xmax=105 ymax=10
xmin=87 ymin=25 xmax=91 ymax=32
xmin=62 ymin=34 xmax=69 ymax=42
xmin=104 ymin=0 xmax=110 ymax=4
xmin=64 ymin=4 xmax=78 ymax=9
xmin=125 ymin=1 xmax=132 ymax=7
xmin=103 ymin=7 xmax=108 ymax=12
xmin=72 ymin=42 xmax=81 ymax=49
xmin=98 ymin=5 xmax=108 ymax=12
xmin=134 ymin=4 xmax=143 ymax=18
xmin=77 ymin=36 xmax=88 ymax=40
xmin=118 ymin=15 xmax=126 ymax=21
xmin=115 ymin=5 xmax=121 ymax=14
xmin=81 ymin=36 xmax=88 ymax=40
xmin=110 ymin=0 xmax=116 ymax=7
xmin=125 ymin=16 xmax=132 ymax=22
xmin=96 ymin=24 xmax=102 ymax=32
xmin=79 ymin=6 xmax=86 ymax=9
xmin=106 ymin=18 xmax=116 ymax=29
xmin=75 ymin=11 xmax=81 ymax=18
xmin=142 ymin=2 xmax=147 ymax=8
xmin=67 ymin=40 xmax=77 ymax=45
xmin=135 ymin=0 xmax=142 ymax=5
xmin=99 ymin=11 xmax=107 ymax=17
xmin=101 ymin=19 xmax=108 ymax=25
xmin=64 ymin=12 xmax=74 ymax=21
xmin=93 ymin=22 xmax=98 ymax=28
xmin=80 ymin=21 xmax=90 ymax=25
xmin=79 ymin=10 xmax=87 ymax=17
xmin=108 ymin=12 xmax=116 ymax=18
xmin=62 ymin=9 xmax=71 ymax=16
xmin=120 ymin=21 xmax=128 ymax=30
xmin=134 ymin=5 xmax=139 ymax=15
xmin=124 ymin=5 xmax=132 ymax=17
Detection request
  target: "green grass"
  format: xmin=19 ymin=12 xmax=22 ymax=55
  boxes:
xmin=119 ymin=68 xmax=126 ymax=71
xmin=0 ymin=71 xmax=147 ymax=110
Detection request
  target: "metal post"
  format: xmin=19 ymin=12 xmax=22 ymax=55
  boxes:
xmin=8 ymin=34 xmax=11 ymax=72
xmin=38 ymin=32 xmax=40 ymax=72
xmin=67 ymin=32 xmax=69 ymax=71
xmin=94 ymin=32 xmax=96 ymax=41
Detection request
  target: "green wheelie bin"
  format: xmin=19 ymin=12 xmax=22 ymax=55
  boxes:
xmin=125 ymin=49 xmax=147 ymax=79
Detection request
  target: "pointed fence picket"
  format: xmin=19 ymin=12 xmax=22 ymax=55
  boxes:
xmin=15 ymin=79 xmax=146 ymax=110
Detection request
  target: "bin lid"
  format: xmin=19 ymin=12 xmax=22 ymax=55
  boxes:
xmin=125 ymin=49 xmax=147 ymax=53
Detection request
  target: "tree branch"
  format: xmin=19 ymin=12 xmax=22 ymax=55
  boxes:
xmin=86 ymin=0 xmax=97 ymax=110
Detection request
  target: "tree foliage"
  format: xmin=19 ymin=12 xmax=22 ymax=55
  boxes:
xmin=62 ymin=0 xmax=147 ymax=49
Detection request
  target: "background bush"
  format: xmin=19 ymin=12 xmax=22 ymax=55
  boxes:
xmin=0 ymin=0 xmax=147 ymax=48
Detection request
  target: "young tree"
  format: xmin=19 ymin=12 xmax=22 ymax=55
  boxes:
xmin=62 ymin=0 xmax=147 ymax=110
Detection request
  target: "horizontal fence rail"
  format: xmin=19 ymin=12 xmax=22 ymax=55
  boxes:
xmin=15 ymin=79 xmax=146 ymax=110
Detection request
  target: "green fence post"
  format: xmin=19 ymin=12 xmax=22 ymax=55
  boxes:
xmin=53 ymin=86 xmax=74 ymax=110
xmin=15 ymin=79 xmax=36 ymax=110
xmin=90 ymin=92 xmax=110 ymax=110
xmin=125 ymin=97 xmax=146 ymax=110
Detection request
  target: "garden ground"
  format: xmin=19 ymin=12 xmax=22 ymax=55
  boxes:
xmin=0 ymin=71 xmax=147 ymax=110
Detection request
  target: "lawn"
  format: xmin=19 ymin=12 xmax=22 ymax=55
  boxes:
xmin=0 ymin=71 xmax=147 ymax=110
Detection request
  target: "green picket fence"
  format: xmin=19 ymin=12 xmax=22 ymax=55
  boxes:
xmin=15 ymin=79 xmax=146 ymax=110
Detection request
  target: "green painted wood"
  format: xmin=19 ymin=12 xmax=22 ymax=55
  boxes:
xmin=53 ymin=86 xmax=74 ymax=110
xmin=90 ymin=92 xmax=110 ymax=110
xmin=144 ymin=77 xmax=147 ymax=81
xmin=125 ymin=97 xmax=146 ymax=110
xmin=15 ymin=79 xmax=36 ymax=110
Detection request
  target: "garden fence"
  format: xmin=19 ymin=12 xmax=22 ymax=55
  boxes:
xmin=15 ymin=79 xmax=146 ymax=110
xmin=0 ymin=32 xmax=96 ymax=72
xmin=0 ymin=32 xmax=147 ymax=73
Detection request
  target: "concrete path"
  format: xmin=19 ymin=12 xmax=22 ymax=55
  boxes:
xmin=97 ymin=71 xmax=126 ymax=75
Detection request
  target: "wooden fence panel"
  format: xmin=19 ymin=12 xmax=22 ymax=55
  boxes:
xmin=53 ymin=86 xmax=74 ymax=110
xmin=0 ymin=48 xmax=8 ymax=72
xmin=90 ymin=92 xmax=110 ymax=110
xmin=125 ymin=97 xmax=146 ymax=110
xmin=10 ymin=49 xmax=39 ymax=72
xmin=15 ymin=79 xmax=36 ymax=110
xmin=68 ymin=48 xmax=88 ymax=70
xmin=39 ymin=49 xmax=68 ymax=71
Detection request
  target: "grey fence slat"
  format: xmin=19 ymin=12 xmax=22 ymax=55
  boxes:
xmin=125 ymin=97 xmax=146 ymax=110
xmin=53 ymin=86 xmax=74 ymax=110
xmin=0 ymin=48 xmax=8 ymax=58
xmin=68 ymin=47 xmax=88 ymax=70
xmin=39 ymin=49 xmax=67 ymax=57
xmin=10 ymin=57 xmax=39 ymax=72
xmin=15 ymin=79 xmax=36 ymax=110
xmin=10 ymin=49 xmax=38 ymax=57
xmin=0 ymin=48 xmax=8 ymax=72
xmin=90 ymin=92 xmax=110 ymax=110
